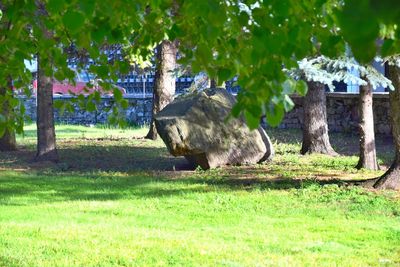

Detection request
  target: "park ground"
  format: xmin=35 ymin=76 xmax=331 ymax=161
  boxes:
xmin=0 ymin=124 xmax=399 ymax=266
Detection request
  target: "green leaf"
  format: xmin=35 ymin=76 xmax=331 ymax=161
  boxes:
xmin=120 ymin=99 xmax=129 ymax=109
xmin=295 ymin=80 xmax=308 ymax=96
xmin=91 ymin=27 xmax=107 ymax=43
xmin=381 ymin=39 xmax=395 ymax=57
xmin=110 ymin=28 xmax=123 ymax=42
xmin=231 ymin=103 xmax=241 ymax=117
xmin=244 ymin=110 xmax=260 ymax=130
xmin=320 ymin=35 xmax=343 ymax=57
xmin=0 ymin=125 xmax=5 ymax=138
xmin=238 ymin=11 xmax=249 ymax=26
xmin=113 ymin=88 xmax=123 ymax=102
xmin=47 ymin=0 xmax=65 ymax=13
xmin=86 ymin=101 xmax=97 ymax=112
xmin=282 ymin=80 xmax=294 ymax=94
xmin=66 ymin=102 xmax=75 ymax=113
xmin=117 ymin=61 xmax=130 ymax=74
xmin=283 ymin=95 xmax=294 ymax=112
xmin=217 ymin=68 xmax=232 ymax=83
xmin=79 ymin=0 xmax=96 ymax=16
xmin=168 ymin=24 xmax=182 ymax=40
xmin=54 ymin=100 xmax=67 ymax=115
xmin=336 ymin=0 xmax=379 ymax=63
xmin=54 ymin=99 xmax=64 ymax=109
xmin=0 ymin=114 xmax=6 ymax=124
xmin=96 ymin=66 xmax=109 ymax=79
xmin=196 ymin=43 xmax=213 ymax=63
xmin=77 ymin=94 xmax=85 ymax=101
xmin=94 ymin=91 xmax=101 ymax=103
xmin=247 ymin=104 xmax=262 ymax=118
xmin=266 ymin=104 xmax=284 ymax=127
xmin=62 ymin=10 xmax=85 ymax=33
xmin=274 ymin=1 xmax=289 ymax=17
xmin=8 ymin=97 xmax=19 ymax=108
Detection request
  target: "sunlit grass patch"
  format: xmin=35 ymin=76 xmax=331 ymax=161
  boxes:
xmin=0 ymin=125 xmax=399 ymax=266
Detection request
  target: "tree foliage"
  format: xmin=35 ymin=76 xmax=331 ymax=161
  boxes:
xmin=289 ymin=56 xmax=394 ymax=91
xmin=0 ymin=0 xmax=400 ymax=133
xmin=336 ymin=0 xmax=400 ymax=62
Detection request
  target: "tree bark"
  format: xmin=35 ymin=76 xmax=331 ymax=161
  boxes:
xmin=373 ymin=64 xmax=400 ymax=190
xmin=301 ymin=81 xmax=337 ymax=155
xmin=356 ymin=79 xmax=379 ymax=170
xmin=35 ymin=54 xmax=58 ymax=162
xmin=0 ymin=77 xmax=17 ymax=151
xmin=145 ymin=40 xmax=177 ymax=140
xmin=210 ymin=79 xmax=217 ymax=88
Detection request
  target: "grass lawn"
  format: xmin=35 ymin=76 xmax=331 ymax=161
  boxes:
xmin=0 ymin=125 xmax=399 ymax=266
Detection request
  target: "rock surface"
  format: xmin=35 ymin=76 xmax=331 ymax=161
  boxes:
xmin=154 ymin=88 xmax=274 ymax=169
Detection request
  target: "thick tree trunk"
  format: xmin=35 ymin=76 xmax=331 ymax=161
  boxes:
xmin=146 ymin=40 xmax=177 ymax=140
xmin=0 ymin=78 xmax=17 ymax=151
xmin=301 ymin=81 xmax=337 ymax=155
xmin=373 ymin=64 xmax=400 ymax=190
xmin=356 ymin=79 xmax=379 ymax=170
xmin=35 ymin=54 xmax=58 ymax=162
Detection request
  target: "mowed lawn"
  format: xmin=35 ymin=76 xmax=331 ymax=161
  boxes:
xmin=0 ymin=125 xmax=399 ymax=266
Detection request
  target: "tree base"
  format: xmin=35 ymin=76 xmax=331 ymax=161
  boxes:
xmin=300 ymin=145 xmax=338 ymax=156
xmin=372 ymin=162 xmax=400 ymax=190
xmin=0 ymin=131 xmax=17 ymax=151
xmin=355 ymin=159 xmax=379 ymax=171
xmin=350 ymin=177 xmax=379 ymax=188
xmin=145 ymin=123 xmax=158 ymax=140
xmin=0 ymin=143 xmax=17 ymax=152
xmin=35 ymin=149 xmax=59 ymax=163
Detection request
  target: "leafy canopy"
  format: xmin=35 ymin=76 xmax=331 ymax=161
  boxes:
xmin=1 ymin=0 xmax=400 ymax=132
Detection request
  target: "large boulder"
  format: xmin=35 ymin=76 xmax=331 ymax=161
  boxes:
xmin=154 ymin=88 xmax=274 ymax=169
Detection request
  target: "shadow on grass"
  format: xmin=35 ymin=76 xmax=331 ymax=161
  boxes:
xmin=268 ymin=128 xmax=394 ymax=165
xmin=0 ymin=166 xmax=361 ymax=206
xmin=59 ymin=145 xmax=194 ymax=172
xmin=0 ymin=129 xmax=391 ymax=206
xmin=0 ymin=145 xmax=193 ymax=172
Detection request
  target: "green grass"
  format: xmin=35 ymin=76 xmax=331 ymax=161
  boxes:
xmin=0 ymin=125 xmax=399 ymax=266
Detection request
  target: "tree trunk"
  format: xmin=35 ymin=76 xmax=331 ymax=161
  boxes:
xmin=356 ymin=79 xmax=379 ymax=170
xmin=145 ymin=40 xmax=177 ymax=140
xmin=210 ymin=79 xmax=217 ymax=88
xmin=373 ymin=64 xmax=400 ymax=190
xmin=35 ymin=54 xmax=58 ymax=162
xmin=301 ymin=81 xmax=337 ymax=155
xmin=0 ymin=78 xmax=17 ymax=151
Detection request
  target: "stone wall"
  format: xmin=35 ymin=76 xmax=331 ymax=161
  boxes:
xmin=22 ymin=92 xmax=392 ymax=134
xmin=23 ymin=95 xmax=153 ymax=126
xmin=277 ymin=92 xmax=391 ymax=135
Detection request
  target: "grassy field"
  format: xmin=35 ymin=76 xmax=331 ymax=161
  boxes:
xmin=0 ymin=125 xmax=399 ymax=266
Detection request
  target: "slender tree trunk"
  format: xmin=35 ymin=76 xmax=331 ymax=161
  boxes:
xmin=0 ymin=77 xmax=17 ymax=151
xmin=301 ymin=81 xmax=337 ymax=155
xmin=356 ymin=79 xmax=379 ymax=170
xmin=35 ymin=54 xmax=58 ymax=162
xmin=146 ymin=40 xmax=177 ymax=140
xmin=210 ymin=79 xmax=217 ymax=88
xmin=373 ymin=64 xmax=400 ymax=190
